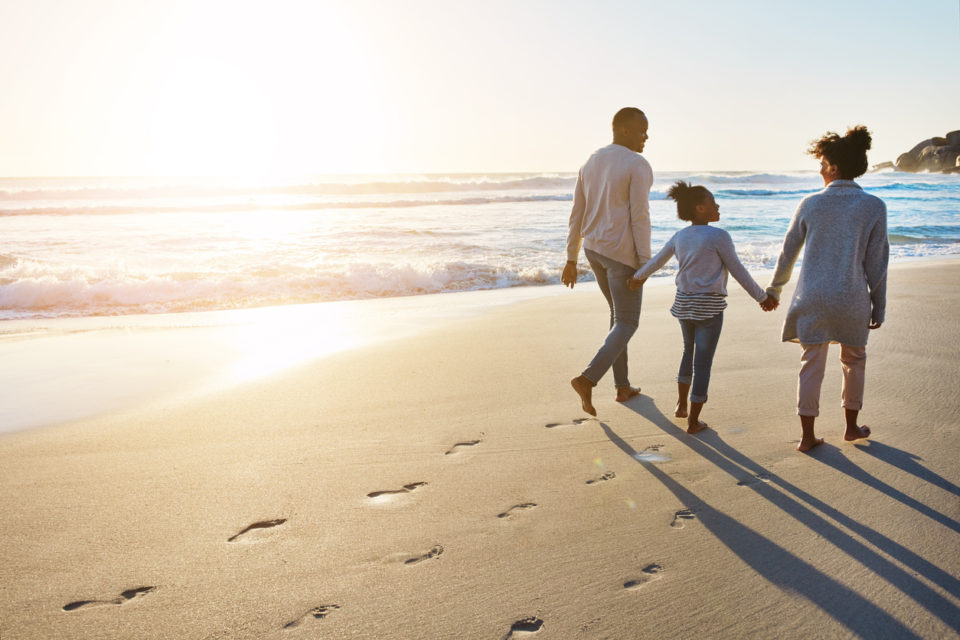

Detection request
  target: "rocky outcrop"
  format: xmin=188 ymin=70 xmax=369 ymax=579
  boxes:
xmin=892 ymin=131 xmax=960 ymax=173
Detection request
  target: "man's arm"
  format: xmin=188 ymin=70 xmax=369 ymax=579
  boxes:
xmin=629 ymin=161 xmax=653 ymax=264
xmin=563 ymin=170 xmax=587 ymax=288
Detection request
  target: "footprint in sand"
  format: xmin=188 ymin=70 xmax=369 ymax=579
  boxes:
xmin=282 ymin=604 xmax=340 ymax=629
xmin=737 ymin=473 xmax=771 ymax=486
xmin=545 ymin=418 xmax=593 ymax=429
xmin=405 ymin=544 xmax=444 ymax=565
xmin=586 ymin=471 xmax=616 ymax=485
xmin=624 ymin=563 xmax=663 ymax=589
xmin=445 ymin=435 xmax=483 ymax=455
xmin=366 ymin=482 xmax=428 ymax=504
xmin=228 ymin=519 xmax=287 ymax=542
xmin=503 ymin=617 xmax=544 ymax=638
xmin=63 ymin=586 xmax=155 ymax=612
xmin=498 ymin=503 xmax=538 ymax=519
xmin=670 ymin=509 xmax=696 ymax=529
xmin=634 ymin=444 xmax=669 ymax=463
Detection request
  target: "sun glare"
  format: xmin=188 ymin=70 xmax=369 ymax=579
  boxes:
xmin=148 ymin=58 xmax=278 ymax=176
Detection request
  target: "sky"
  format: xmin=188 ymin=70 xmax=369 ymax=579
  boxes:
xmin=0 ymin=0 xmax=957 ymax=176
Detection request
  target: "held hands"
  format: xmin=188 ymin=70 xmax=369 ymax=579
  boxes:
xmin=759 ymin=295 xmax=779 ymax=312
xmin=869 ymin=321 xmax=882 ymax=330
xmin=561 ymin=262 xmax=578 ymax=289
xmin=627 ymin=276 xmax=646 ymax=291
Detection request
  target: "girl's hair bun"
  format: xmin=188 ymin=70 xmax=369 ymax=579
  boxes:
xmin=667 ymin=180 xmax=711 ymax=221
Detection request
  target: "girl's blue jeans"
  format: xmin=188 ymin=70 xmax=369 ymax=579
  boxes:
xmin=678 ymin=311 xmax=723 ymax=403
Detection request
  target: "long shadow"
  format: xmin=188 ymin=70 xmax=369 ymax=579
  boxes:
xmin=699 ymin=431 xmax=960 ymax=599
xmin=852 ymin=440 xmax=960 ymax=497
xmin=809 ymin=445 xmax=960 ymax=534
xmin=600 ymin=422 xmax=922 ymax=640
xmin=614 ymin=398 xmax=960 ymax=633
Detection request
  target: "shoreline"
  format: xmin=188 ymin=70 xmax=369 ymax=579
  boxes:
xmin=3 ymin=258 xmax=958 ymax=435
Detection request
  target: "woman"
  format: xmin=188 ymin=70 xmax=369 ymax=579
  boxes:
xmin=765 ymin=126 xmax=889 ymax=452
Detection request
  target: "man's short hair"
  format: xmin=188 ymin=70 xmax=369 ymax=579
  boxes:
xmin=612 ymin=107 xmax=646 ymax=129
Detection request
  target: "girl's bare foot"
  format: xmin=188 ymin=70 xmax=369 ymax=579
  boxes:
xmin=797 ymin=437 xmax=825 ymax=452
xmin=844 ymin=424 xmax=871 ymax=442
xmin=616 ymin=386 xmax=641 ymax=402
xmin=675 ymin=382 xmax=690 ymax=418
xmin=686 ymin=400 xmax=706 ymax=433
xmin=571 ymin=376 xmax=597 ymax=416
xmin=686 ymin=420 xmax=708 ymax=434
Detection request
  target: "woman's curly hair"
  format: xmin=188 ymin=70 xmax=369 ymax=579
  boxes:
xmin=807 ymin=125 xmax=872 ymax=179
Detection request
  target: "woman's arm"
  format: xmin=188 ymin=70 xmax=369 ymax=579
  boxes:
xmin=766 ymin=205 xmax=807 ymax=301
xmin=865 ymin=203 xmax=890 ymax=326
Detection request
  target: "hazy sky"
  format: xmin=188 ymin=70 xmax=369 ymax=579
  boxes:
xmin=1 ymin=0 xmax=957 ymax=176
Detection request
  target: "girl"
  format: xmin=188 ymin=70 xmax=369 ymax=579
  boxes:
xmin=629 ymin=181 xmax=775 ymax=433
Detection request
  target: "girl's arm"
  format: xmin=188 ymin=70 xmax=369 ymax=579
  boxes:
xmin=631 ymin=235 xmax=676 ymax=282
xmin=717 ymin=231 xmax=767 ymax=302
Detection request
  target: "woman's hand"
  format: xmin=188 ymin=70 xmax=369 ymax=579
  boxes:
xmin=627 ymin=277 xmax=646 ymax=291
xmin=869 ymin=321 xmax=882 ymax=330
xmin=760 ymin=295 xmax=779 ymax=311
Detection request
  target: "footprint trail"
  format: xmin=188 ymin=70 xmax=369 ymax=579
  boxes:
xmin=670 ymin=509 xmax=696 ymax=529
xmin=63 ymin=586 xmax=155 ymax=612
xmin=498 ymin=503 xmax=538 ymax=519
xmin=228 ymin=518 xmax=287 ymax=542
xmin=624 ymin=563 xmax=663 ymax=589
xmin=283 ymin=604 xmax=340 ymax=629
xmin=504 ymin=617 xmax=544 ymax=638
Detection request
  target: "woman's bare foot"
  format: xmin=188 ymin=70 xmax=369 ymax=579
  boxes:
xmin=616 ymin=386 xmax=641 ymax=402
xmin=797 ymin=437 xmax=825 ymax=452
xmin=686 ymin=420 xmax=709 ymax=434
xmin=571 ymin=376 xmax=597 ymax=416
xmin=675 ymin=402 xmax=688 ymax=418
xmin=844 ymin=424 xmax=871 ymax=442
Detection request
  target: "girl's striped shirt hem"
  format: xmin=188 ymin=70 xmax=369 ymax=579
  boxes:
xmin=670 ymin=291 xmax=727 ymax=321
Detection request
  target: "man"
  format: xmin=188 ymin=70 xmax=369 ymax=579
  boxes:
xmin=562 ymin=107 xmax=652 ymax=416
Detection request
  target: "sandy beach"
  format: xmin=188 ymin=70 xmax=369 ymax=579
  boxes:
xmin=1 ymin=260 xmax=958 ymax=640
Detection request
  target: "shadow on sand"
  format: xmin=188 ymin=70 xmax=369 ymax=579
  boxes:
xmin=601 ymin=395 xmax=960 ymax=638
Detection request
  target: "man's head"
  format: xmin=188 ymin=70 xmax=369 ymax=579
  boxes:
xmin=612 ymin=107 xmax=648 ymax=153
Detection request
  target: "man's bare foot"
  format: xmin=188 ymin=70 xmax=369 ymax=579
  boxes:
xmin=675 ymin=402 xmax=688 ymax=418
xmin=686 ymin=420 xmax=708 ymax=434
xmin=797 ymin=437 xmax=825 ymax=452
xmin=616 ymin=386 xmax=641 ymax=403
xmin=844 ymin=425 xmax=871 ymax=442
xmin=571 ymin=376 xmax=597 ymax=416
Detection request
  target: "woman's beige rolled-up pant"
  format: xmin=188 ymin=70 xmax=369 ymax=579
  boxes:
xmin=797 ymin=343 xmax=867 ymax=417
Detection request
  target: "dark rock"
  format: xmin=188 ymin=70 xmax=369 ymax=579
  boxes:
xmin=893 ymin=131 xmax=960 ymax=173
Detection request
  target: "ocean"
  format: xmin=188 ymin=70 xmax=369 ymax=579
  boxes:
xmin=1 ymin=170 xmax=958 ymax=321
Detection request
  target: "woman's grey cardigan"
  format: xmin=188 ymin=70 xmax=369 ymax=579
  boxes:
xmin=766 ymin=180 xmax=889 ymax=346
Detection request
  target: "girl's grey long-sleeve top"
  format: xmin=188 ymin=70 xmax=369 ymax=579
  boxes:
xmin=766 ymin=180 xmax=889 ymax=346
xmin=633 ymin=224 xmax=767 ymax=301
